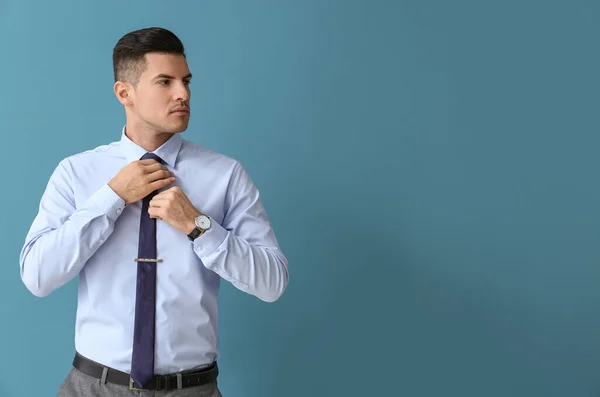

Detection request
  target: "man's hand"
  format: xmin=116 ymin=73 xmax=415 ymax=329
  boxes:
xmin=108 ymin=160 xmax=175 ymax=205
xmin=148 ymin=186 xmax=201 ymax=235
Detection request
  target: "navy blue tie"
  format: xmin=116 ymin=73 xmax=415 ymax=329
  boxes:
xmin=130 ymin=152 xmax=163 ymax=388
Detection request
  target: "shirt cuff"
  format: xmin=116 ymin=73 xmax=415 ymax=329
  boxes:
xmin=86 ymin=183 xmax=126 ymax=223
xmin=192 ymin=219 xmax=228 ymax=258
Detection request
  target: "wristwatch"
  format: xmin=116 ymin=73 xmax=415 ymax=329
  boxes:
xmin=187 ymin=214 xmax=211 ymax=241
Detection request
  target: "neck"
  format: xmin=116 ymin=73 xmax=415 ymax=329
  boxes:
xmin=124 ymin=121 xmax=173 ymax=152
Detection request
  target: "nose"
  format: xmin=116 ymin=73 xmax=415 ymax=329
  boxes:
xmin=174 ymin=81 xmax=190 ymax=102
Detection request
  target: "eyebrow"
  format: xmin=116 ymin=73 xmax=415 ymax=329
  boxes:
xmin=153 ymin=73 xmax=193 ymax=80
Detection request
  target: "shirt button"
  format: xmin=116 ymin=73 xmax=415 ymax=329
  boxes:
xmin=116 ymin=208 xmax=122 ymax=215
xmin=99 ymin=239 xmax=105 ymax=244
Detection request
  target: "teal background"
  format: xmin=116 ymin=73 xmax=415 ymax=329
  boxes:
xmin=1 ymin=0 xmax=600 ymax=396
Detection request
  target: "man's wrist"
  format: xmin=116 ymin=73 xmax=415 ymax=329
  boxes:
xmin=186 ymin=219 xmax=196 ymax=235
xmin=186 ymin=211 xmax=202 ymax=235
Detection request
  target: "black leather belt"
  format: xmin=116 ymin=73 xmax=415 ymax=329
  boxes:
xmin=72 ymin=352 xmax=218 ymax=391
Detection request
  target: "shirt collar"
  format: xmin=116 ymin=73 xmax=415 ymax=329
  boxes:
xmin=119 ymin=126 xmax=183 ymax=168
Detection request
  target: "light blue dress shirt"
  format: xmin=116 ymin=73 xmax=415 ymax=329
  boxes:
xmin=19 ymin=129 xmax=289 ymax=374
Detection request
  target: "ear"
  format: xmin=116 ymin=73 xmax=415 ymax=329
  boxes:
xmin=114 ymin=81 xmax=134 ymax=106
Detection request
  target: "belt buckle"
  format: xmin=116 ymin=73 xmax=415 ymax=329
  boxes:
xmin=129 ymin=377 xmax=147 ymax=391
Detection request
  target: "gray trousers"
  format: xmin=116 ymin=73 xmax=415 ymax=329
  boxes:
xmin=57 ymin=367 xmax=223 ymax=397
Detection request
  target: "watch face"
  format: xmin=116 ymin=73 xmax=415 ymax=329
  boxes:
xmin=195 ymin=215 xmax=211 ymax=230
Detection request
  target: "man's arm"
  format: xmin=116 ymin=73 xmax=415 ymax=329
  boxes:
xmin=191 ymin=162 xmax=289 ymax=302
xmin=19 ymin=160 xmax=125 ymax=297
xmin=20 ymin=157 xmax=173 ymax=297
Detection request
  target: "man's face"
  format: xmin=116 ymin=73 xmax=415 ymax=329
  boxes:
xmin=130 ymin=53 xmax=192 ymax=134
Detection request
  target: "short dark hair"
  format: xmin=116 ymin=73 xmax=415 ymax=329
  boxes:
xmin=113 ymin=27 xmax=185 ymax=85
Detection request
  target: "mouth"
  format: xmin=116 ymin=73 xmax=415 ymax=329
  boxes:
xmin=170 ymin=108 xmax=190 ymax=115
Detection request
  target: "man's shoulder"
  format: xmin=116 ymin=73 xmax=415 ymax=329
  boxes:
xmin=58 ymin=140 xmax=121 ymax=167
xmin=64 ymin=141 xmax=121 ymax=161
xmin=180 ymin=138 xmax=240 ymax=169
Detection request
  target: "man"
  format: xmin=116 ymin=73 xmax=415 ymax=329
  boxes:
xmin=19 ymin=27 xmax=289 ymax=397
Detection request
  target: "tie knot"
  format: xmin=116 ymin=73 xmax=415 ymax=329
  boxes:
xmin=141 ymin=152 xmax=164 ymax=163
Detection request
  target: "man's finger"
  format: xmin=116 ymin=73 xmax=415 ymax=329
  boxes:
xmin=147 ymin=169 xmax=173 ymax=182
xmin=149 ymin=198 xmax=169 ymax=208
xmin=148 ymin=207 xmax=163 ymax=219
xmin=142 ymin=161 xmax=169 ymax=173
xmin=149 ymin=178 xmax=175 ymax=191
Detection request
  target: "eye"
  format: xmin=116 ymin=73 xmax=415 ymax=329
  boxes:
xmin=158 ymin=80 xmax=170 ymax=85
xmin=184 ymin=80 xmax=192 ymax=86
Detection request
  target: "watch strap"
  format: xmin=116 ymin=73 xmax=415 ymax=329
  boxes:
xmin=187 ymin=227 xmax=204 ymax=241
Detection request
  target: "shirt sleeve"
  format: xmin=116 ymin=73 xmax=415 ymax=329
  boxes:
xmin=192 ymin=162 xmax=289 ymax=302
xmin=19 ymin=160 xmax=125 ymax=297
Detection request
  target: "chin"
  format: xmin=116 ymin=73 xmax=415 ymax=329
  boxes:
xmin=165 ymin=122 xmax=189 ymax=133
